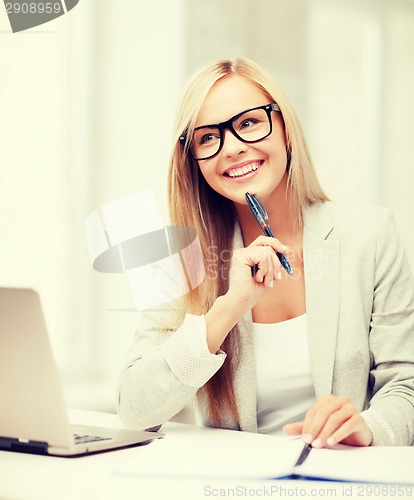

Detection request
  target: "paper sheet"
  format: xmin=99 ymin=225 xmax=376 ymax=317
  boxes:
xmin=114 ymin=426 xmax=304 ymax=480
xmin=114 ymin=424 xmax=414 ymax=483
xmin=297 ymin=445 xmax=414 ymax=484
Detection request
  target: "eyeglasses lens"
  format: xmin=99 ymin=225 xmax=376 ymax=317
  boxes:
xmin=191 ymin=107 xmax=271 ymax=160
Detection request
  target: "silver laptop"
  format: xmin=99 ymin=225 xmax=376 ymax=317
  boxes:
xmin=0 ymin=287 xmax=163 ymax=457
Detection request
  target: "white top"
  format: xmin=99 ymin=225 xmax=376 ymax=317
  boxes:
xmin=253 ymin=313 xmax=316 ymax=435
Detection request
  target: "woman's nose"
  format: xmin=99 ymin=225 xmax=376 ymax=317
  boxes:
xmin=221 ymin=129 xmax=248 ymax=157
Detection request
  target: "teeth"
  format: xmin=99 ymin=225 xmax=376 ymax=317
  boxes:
xmin=227 ymin=162 xmax=260 ymax=178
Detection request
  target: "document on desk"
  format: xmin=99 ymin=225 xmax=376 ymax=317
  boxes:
xmin=296 ymin=445 xmax=414 ymax=484
xmin=114 ymin=425 xmax=414 ymax=484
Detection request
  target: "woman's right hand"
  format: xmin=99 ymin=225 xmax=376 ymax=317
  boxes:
xmin=225 ymin=235 xmax=287 ymax=311
xmin=205 ymin=235 xmax=289 ymax=353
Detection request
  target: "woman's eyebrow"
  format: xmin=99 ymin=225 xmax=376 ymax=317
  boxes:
xmin=195 ymin=112 xmax=234 ymax=129
xmin=195 ymin=104 xmax=265 ymax=129
xmin=194 ymin=116 xmax=222 ymax=128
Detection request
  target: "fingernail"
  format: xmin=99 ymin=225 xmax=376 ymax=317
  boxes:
xmin=270 ymin=280 xmax=274 ymax=288
xmin=327 ymin=437 xmax=335 ymax=446
xmin=312 ymin=438 xmax=322 ymax=448
xmin=277 ymin=271 xmax=282 ymax=280
xmin=302 ymin=433 xmax=313 ymax=444
xmin=281 ymin=244 xmax=288 ymax=251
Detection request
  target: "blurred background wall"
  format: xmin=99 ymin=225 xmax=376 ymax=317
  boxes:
xmin=1 ymin=0 xmax=413 ymax=412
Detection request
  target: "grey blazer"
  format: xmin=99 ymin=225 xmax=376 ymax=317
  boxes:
xmin=117 ymin=202 xmax=414 ymax=446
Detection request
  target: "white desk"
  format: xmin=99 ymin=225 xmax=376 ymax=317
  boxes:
xmin=0 ymin=410 xmax=409 ymax=500
xmin=0 ymin=409 xmax=174 ymax=500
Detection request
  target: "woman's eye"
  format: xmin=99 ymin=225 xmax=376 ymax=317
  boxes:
xmin=240 ymin=119 xmax=257 ymax=129
xmin=200 ymin=133 xmax=218 ymax=144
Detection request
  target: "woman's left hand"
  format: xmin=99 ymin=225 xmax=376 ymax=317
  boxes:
xmin=283 ymin=395 xmax=373 ymax=448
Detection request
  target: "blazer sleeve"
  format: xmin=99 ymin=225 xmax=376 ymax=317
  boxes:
xmin=361 ymin=208 xmax=414 ymax=445
xmin=116 ymin=303 xmax=226 ymax=431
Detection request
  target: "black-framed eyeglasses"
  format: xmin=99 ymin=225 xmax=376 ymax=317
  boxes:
xmin=179 ymin=103 xmax=280 ymax=161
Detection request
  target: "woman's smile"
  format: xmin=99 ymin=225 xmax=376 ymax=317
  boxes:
xmin=222 ymin=160 xmax=264 ymax=181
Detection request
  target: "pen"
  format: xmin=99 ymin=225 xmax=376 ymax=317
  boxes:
xmin=245 ymin=192 xmax=293 ymax=276
xmin=294 ymin=442 xmax=312 ymax=467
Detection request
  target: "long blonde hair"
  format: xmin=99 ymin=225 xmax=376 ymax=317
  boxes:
xmin=168 ymin=58 xmax=328 ymax=426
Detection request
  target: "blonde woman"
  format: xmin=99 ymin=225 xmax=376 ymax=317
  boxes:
xmin=117 ymin=58 xmax=414 ymax=447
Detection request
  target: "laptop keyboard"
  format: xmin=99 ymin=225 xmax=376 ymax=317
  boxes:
xmin=73 ymin=433 xmax=112 ymax=444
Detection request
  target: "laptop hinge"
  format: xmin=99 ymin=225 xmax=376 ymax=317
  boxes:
xmin=0 ymin=436 xmax=48 ymax=455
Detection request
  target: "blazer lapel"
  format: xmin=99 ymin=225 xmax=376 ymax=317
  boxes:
xmin=303 ymin=203 xmax=340 ymax=397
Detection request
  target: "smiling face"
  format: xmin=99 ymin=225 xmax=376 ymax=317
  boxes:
xmin=194 ymin=73 xmax=288 ymax=206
